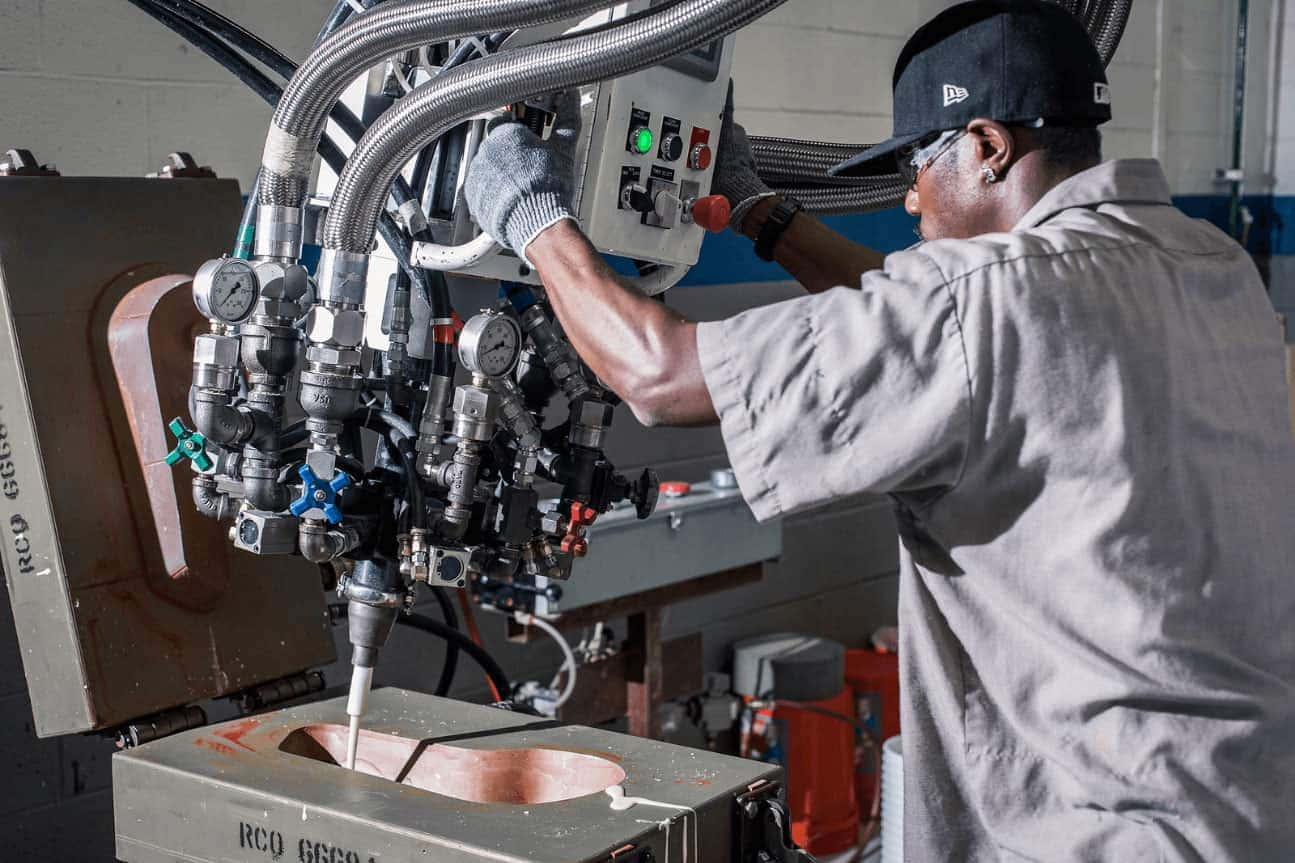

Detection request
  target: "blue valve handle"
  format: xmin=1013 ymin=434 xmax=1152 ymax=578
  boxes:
xmin=164 ymin=418 xmax=214 ymax=472
xmin=290 ymin=465 xmax=352 ymax=524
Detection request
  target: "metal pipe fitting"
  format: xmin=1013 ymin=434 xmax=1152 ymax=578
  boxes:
xmin=252 ymin=204 xmax=305 ymax=261
xmin=416 ymin=372 xmax=455 ymax=474
xmin=315 ymin=248 xmax=370 ymax=307
xmin=298 ymin=519 xmax=361 ymax=563
xmin=491 ymin=376 xmax=541 ymax=450
xmin=519 ymin=305 xmax=589 ymax=400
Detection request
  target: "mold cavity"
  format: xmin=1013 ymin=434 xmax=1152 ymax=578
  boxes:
xmin=280 ymin=724 xmax=626 ymax=805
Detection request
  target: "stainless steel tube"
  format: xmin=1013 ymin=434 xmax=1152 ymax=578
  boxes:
xmin=322 ymin=0 xmax=792 ymax=255
xmin=259 ymin=0 xmax=617 ymax=208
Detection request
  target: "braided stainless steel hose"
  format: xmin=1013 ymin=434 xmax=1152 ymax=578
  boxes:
xmin=321 ymin=0 xmax=793 ymax=257
xmin=259 ymin=0 xmax=617 ymax=208
xmin=1053 ymin=0 xmax=1132 ymax=64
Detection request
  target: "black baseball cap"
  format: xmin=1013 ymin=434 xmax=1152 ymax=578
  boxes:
xmin=829 ymin=0 xmax=1112 ymax=178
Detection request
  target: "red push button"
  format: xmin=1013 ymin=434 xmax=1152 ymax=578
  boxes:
xmin=689 ymin=143 xmax=713 ymax=171
xmin=660 ymin=481 xmax=692 ymax=498
xmin=690 ymin=195 xmax=731 ymax=233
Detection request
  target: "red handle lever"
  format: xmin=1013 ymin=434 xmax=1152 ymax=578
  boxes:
xmin=690 ymin=195 xmax=731 ymax=233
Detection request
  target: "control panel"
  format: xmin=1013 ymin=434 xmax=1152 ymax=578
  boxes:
xmin=443 ymin=3 xmax=736 ymax=291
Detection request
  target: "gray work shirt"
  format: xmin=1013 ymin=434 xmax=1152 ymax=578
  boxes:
xmin=697 ymin=160 xmax=1295 ymax=862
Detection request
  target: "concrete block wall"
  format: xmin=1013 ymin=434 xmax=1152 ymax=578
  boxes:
xmin=0 ymin=1 xmax=1287 ymax=860
xmin=1269 ymin=0 xmax=1295 ymax=324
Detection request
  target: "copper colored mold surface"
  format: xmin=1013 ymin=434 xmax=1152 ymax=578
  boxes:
xmin=281 ymin=723 xmax=628 ymax=805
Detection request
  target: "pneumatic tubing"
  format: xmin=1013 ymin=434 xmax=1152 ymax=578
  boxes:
xmin=319 ymin=0 xmax=795 ymax=262
xmin=258 ymin=0 xmax=620 ymax=211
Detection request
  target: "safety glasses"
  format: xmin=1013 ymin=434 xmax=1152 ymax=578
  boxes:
xmin=896 ymin=130 xmax=965 ymax=189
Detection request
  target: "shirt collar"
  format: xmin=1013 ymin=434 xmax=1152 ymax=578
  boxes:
xmin=1013 ymin=159 xmax=1173 ymax=231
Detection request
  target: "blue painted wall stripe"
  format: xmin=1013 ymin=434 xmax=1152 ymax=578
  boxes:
xmin=673 ymin=194 xmax=1295 ymax=287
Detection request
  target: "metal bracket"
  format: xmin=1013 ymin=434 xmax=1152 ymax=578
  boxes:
xmin=0 ymin=148 xmax=59 ymax=177
xmin=148 ymin=152 xmax=216 ymax=179
xmin=733 ymin=780 xmax=817 ymax=863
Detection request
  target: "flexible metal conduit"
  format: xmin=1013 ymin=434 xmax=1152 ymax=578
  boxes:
xmin=259 ymin=0 xmax=617 ymax=208
xmin=323 ymin=0 xmax=793 ymax=256
xmin=750 ymin=0 xmax=1133 ymax=215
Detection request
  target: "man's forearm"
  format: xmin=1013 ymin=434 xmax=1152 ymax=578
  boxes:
xmin=741 ymin=197 xmax=887 ymax=293
xmin=527 ymin=220 xmax=719 ymax=427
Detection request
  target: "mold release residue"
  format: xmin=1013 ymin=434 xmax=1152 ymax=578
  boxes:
xmin=606 ymin=786 xmax=699 ymax=863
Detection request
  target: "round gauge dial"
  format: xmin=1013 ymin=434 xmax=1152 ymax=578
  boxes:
xmin=193 ymin=258 xmax=259 ymax=324
xmin=459 ymin=312 xmax=523 ymax=378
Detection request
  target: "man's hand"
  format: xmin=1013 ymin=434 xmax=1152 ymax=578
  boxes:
xmin=712 ymin=81 xmax=775 ymax=232
xmin=464 ymin=91 xmax=581 ymax=262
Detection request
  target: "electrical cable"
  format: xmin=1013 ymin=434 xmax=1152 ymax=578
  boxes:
xmin=458 ymin=592 xmax=503 ymax=702
xmin=398 ymin=612 xmax=511 ymax=698
xmin=515 ymin=612 xmax=577 ymax=709
xmin=428 ymin=588 xmax=460 ymax=696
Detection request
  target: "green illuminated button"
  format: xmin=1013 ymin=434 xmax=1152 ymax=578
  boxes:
xmin=629 ymin=126 xmax=654 ymax=155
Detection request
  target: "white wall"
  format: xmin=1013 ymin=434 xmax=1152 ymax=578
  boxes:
xmin=0 ymin=1 xmax=1283 ymax=197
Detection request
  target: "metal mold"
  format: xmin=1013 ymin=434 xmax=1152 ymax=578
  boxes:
xmin=0 ymin=178 xmax=333 ymax=737
xmin=113 ymin=688 xmax=782 ymax=863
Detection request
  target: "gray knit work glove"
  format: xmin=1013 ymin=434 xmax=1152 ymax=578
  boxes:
xmin=713 ymin=81 xmax=775 ymax=231
xmin=465 ymin=90 xmax=582 ymax=263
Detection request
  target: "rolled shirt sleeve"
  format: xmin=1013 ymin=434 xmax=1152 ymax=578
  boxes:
xmin=696 ymin=250 xmax=973 ymax=521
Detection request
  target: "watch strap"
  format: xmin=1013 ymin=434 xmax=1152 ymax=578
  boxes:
xmin=754 ymin=197 xmax=802 ymax=262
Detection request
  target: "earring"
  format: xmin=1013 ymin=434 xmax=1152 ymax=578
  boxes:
xmin=982 ymin=165 xmax=998 ymax=184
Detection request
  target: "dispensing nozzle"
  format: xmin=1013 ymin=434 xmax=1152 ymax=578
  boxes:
xmin=342 ymin=595 xmax=399 ymax=771
xmin=344 ymin=664 xmax=373 ymax=770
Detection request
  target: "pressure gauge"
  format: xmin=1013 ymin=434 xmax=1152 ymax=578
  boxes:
xmin=459 ymin=311 xmax=523 ymax=378
xmin=193 ymin=257 xmax=259 ymax=324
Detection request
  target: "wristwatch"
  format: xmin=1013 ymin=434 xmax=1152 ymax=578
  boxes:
xmin=754 ymin=196 xmax=802 ymax=262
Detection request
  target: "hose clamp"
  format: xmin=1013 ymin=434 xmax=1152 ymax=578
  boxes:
xmin=253 ymin=204 xmax=304 ymax=261
xmin=316 ymin=249 xmax=370 ymax=306
xmin=339 ymin=578 xmax=406 ymax=609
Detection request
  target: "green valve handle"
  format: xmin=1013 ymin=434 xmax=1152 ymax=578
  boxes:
xmin=165 ymin=418 xmax=214 ymax=472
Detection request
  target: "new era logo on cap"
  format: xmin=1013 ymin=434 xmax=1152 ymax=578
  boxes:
xmin=1093 ymin=82 xmax=1111 ymax=105
xmin=943 ymin=84 xmax=970 ymax=107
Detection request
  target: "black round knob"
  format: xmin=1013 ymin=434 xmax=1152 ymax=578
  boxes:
xmin=621 ymin=183 xmax=653 ymax=213
xmin=660 ymin=133 xmax=684 ymax=162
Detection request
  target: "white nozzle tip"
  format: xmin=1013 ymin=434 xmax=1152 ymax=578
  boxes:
xmin=346 ymin=665 xmax=374 ymax=718
xmin=345 ymin=715 xmax=360 ymax=771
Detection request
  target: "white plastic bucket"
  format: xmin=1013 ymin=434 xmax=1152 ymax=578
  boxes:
xmin=881 ymin=736 xmax=904 ymax=863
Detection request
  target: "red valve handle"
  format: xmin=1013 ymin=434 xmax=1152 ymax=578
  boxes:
xmin=690 ymin=195 xmax=731 ymax=233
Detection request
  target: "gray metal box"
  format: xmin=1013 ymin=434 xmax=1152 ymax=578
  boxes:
xmin=555 ymin=479 xmax=782 ymax=612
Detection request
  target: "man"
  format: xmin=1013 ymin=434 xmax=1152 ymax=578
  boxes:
xmin=465 ymin=1 xmax=1295 ymax=860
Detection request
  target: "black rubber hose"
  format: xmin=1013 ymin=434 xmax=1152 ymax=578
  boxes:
xmin=399 ymin=612 xmax=511 ymax=698
xmin=125 ymin=0 xmax=429 ymax=294
xmin=138 ymin=0 xmax=422 ymax=224
xmin=315 ymin=1 xmax=355 ymax=46
xmin=429 ymin=589 xmax=460 ymax=696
